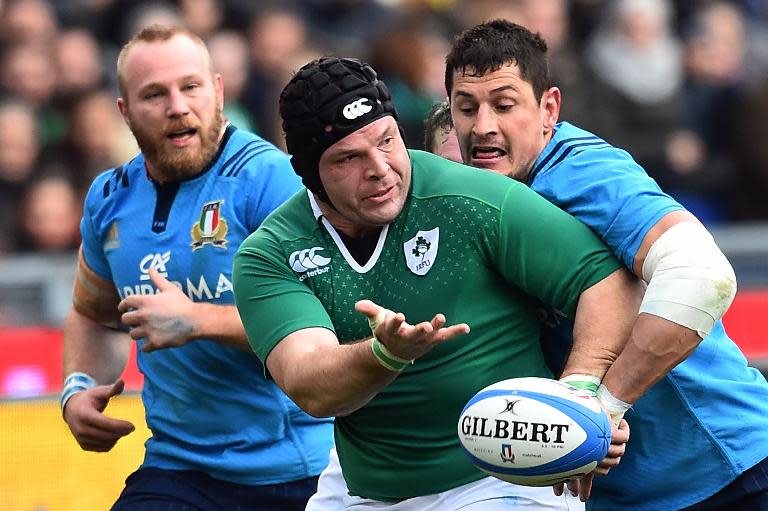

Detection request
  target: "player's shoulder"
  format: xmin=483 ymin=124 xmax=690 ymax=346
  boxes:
xmin=409 ymin=149 xmax=526 ymax=204
xmin=214 ymin=124 xmax=293 ymax=179
xmin=86 ymin=154 xmax=146 ymax=205
xmin=238 ymin=190 xmax=312 ymax=252
xmin=531 ymin=122 xmax=647 ymax=182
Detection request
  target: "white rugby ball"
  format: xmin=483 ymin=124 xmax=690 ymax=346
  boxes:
xmin=458 ymin=377 xmax=610 ymax=486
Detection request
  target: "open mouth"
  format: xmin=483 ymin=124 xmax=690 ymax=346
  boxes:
xmin=471 ymin=146 xmax=507 ymax=160
xmin=167 ymin=128 xmax=197 ymax=141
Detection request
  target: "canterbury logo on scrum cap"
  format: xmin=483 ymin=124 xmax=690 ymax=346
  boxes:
xmin=342 ymin=98 xmax=372 ymax=120
xmin=289 ymin=247 xmax=331 ymax=273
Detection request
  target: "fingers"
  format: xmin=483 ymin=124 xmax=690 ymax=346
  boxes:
xmin=578 ymin=473 xmax=594 ymax=502
xmin=597 ymin=418 xmax=630 ymax=474
xmin=437 ymin=322 xmax=471 ymax=340
xmin=553 ymin=482 xmax=565 ymax=496
xmin=128 ymin=326 xmax=147 ymax=341
xmin=104 ymin=378 xmax=126 ymax=399
xmin=74 ymin=412 xmax=136 ymax=451
xmin=148 ymin=268 xmax=174 ymax=290
xmin=117 ymin=295 xmax=140 ymax=314
xmin=120 ymin=308 xmax=142 ymax=328
xmin=354 ymin=299 xmax=381 ymax=319
xmin=64 ymin=385 xmax=136 ymax=452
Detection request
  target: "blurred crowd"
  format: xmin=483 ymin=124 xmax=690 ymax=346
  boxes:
xmin=2 ymin=0 xmax=768 ymax=256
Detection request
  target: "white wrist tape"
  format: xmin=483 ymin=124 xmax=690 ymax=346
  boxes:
xmin=640 ymin=222 xmax=737 ymax=338
xmin=367 ymin=307 xmax=388 ymax=334
xmin=367 ymin=307 xmax=414 ymax=371
xmin=60 ymin=371 xmax=97 ymax=413
xmin=597 ymin=384 xmax=632 ymax=426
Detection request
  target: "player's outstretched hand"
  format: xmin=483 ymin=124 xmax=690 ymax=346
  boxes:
xmin=118 ymin=268 xmax=196 ymax=352
xmin=553 ymin=418 xmax=629 ymax=501
xmin=355 ymin=299 xmax=470 ymax=362
xmin=63 ymin=379 xmax=135 ymax=452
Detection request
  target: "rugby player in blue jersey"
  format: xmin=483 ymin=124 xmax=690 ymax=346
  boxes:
xmin=60 ymin=25 xmax=333 ymax=510
xmin=444 ymin=19 xmax=768 ymax=511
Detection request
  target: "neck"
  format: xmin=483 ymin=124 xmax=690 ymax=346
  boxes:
xmin=315 ymin=194 xmax=381 ymax=238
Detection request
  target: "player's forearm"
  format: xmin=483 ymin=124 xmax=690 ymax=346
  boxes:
xmin=63 ymin=308 xmax=131 ymax=383
xmin=189 ymin=303 xmax=251 ymax=351
xmin=562 ymin=269 xmax=643 ymax=380
xmin=268 ymin=331 xmax=399 ymax=418
xmin=600 ymin=313 xmax=700 ymax=404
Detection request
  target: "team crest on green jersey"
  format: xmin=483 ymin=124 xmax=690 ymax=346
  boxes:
xmin=191 ymin=200 xmax=228 ymax=250
xmin=403 ymin=227 xmax=439 ymax=276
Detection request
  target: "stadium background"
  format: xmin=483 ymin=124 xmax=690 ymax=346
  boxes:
xmin=1 ymin=0 xmax=767 ymax=509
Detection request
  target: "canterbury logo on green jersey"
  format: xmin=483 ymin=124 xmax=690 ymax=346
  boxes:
xmin=290 ymin=247 xmax=331 ymax=281
xmin=403 ymin=227 xmax=439 ymax=276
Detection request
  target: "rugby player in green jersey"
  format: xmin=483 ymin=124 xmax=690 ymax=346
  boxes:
xmin=233 ymin=57 xmax=643 ymax=511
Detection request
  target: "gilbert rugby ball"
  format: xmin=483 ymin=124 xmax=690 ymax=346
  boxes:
xmin=458 ymin=377 xmax=610 ymax=486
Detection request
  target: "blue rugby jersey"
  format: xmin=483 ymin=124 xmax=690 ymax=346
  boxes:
xmin=531 ymin=122 xmax=768 ymax=511
xmin=80 ymin=124 xmax=334 ymax=485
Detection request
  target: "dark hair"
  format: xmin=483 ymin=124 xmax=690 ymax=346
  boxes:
xmin=423 ymin=101 xmax=453 ymax=153
xmin=445 ymin=19 xmax=550 ymax=101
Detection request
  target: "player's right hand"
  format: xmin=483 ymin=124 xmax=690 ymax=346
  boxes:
xmin=355 ymin=299 xmax=470 ymax=361
xmin=63 ymin=378 xmax=135 ymax=452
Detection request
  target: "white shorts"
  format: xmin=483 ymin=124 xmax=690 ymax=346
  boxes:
xmin=306 ymin=447 xmax=584 ymax=511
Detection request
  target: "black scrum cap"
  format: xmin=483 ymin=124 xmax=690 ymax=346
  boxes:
xmin=279 ymin=57 xmax=398 ymax=195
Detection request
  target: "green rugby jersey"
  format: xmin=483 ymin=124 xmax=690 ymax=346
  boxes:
xmin=233 ymin=150 xmax=622 ymax=500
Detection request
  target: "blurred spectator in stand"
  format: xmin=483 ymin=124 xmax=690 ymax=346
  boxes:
xmin=208 ymin=30 xmax=256 ymax=132
xmin=117 ymin=1 xmax=182 ymax=46
xmin=520 ymin=0 xmax=592 ymax=126
xmin=242 ymin=4 xmax=315 ymax=146
xmin=368 ymin=20 xmax=450 ymax=148
xmin=451 ymin=0 xmax=525 ymax=30
xmin=0 ymin=42 xmax=65 ymax=144
xmin=0 ymin=99 xmax=40 ymax=253
xmin=16 ymin=173 xmax=81 ymax=253
xmin=179 ymin=0 xmax=224 ymax=40
xmin=52 ymin=28 xmax=106 ymax=110
xmin=300 ymin=0 xmax=397 ymax=56
xmin=583 ymin=0 xmax=725 ymax=223
xmin=41 ymin=90 xmax=137 ymax=191
xmin=0 ymin=0 xmax=58 ymax=46
xmin=672 ymin=1 xmax=750 ymax=223
xmin=728 ymin=0 xmax=768 ymax=221
xmin=724 ymin=66 xmax=768 ymax=219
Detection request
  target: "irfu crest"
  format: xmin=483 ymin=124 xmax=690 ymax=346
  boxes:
xmin=403 ymin=227 xmax=439 ymax=276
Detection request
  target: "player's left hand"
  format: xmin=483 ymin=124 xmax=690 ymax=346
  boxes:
xmin=553 ymin=418 xmax=629 ymax=501
xmin=118 ymin=268 xmax=196 ymax=352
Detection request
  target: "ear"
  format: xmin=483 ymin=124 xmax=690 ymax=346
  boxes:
xmin=214 ymin=73 xmax=224 ymax=110
xmin=541 ymin=87 xmax=562 ymax=135
xmin=117 ymin=97 xmax=131 ymax=128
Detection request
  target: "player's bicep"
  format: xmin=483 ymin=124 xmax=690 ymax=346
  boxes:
xmin=72 ymin=247 xmax=121 ymax=325
xmin=632 ymin=210 xmax=700 ymax=277
xmin=266 ymin=327 xmax=338 ymax=392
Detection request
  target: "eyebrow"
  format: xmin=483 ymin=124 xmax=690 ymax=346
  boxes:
xmin=137 ymin=74 xmax=204 ymax=93
xmin=454 ymin=84 xmax=520 ymax=98
xmin=330 ymin=123 xmax=396 ymax=158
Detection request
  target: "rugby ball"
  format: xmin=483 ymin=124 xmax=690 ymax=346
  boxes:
xmin=458 ymin=377 xmax=610 ymax=486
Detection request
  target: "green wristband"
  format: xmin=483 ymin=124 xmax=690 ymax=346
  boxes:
xmin=560 ymin=374 xmax=601 ymax=395
xmin=371 ymin=337 xmax=412 ymax=372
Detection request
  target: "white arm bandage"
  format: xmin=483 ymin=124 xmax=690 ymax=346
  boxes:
xmin=640 ymin=222 xmax=737 ymax=338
